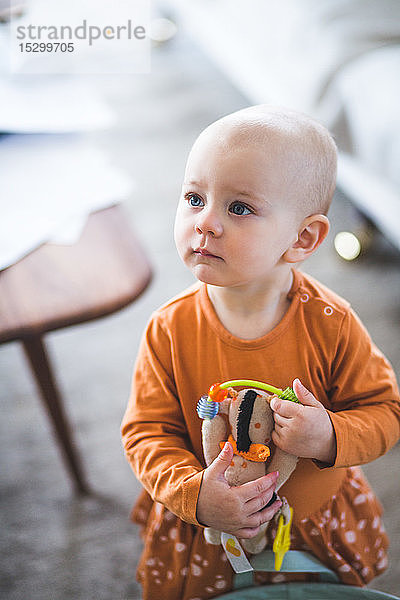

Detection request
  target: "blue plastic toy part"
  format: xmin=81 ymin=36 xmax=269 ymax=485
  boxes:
xmin=197 ymin=394 xmax=219 ymax=420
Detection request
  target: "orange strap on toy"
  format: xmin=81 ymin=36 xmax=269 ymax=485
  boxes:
xmin=219 ymin=435 xmax=270 ymax=462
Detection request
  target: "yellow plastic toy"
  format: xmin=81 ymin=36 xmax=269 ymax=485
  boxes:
xmin=273 ymin=505 xmax=293 ymax=570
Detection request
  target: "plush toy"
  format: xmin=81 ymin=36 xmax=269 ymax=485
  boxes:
xmin=197 ymin=380 xmax=299 ymax=555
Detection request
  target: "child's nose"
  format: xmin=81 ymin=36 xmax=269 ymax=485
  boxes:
xmin=195 ymin=207 xmax=223 ymax=237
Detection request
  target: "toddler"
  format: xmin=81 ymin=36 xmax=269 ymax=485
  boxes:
xmin=121 ymin=105 xmax=400 ymax=599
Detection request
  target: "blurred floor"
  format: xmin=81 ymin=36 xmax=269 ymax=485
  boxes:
xmin=1 ymin=33 xmax=400 ymax=599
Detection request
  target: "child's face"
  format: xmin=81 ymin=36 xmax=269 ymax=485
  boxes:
xmin=174 ymin=128 xmax=302 ymax=289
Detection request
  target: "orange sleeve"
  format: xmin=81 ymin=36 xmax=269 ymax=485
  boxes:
xmin=327 ymin=308 xmax=400 ymax=468
xmin=121 ymin=314 xmax=204 ymax=525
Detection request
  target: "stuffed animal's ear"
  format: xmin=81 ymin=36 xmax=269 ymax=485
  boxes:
xmin=268 ymin=448 xmax=298 ymax=492
xmin=202 ymin=416 xmax=228 ymax=466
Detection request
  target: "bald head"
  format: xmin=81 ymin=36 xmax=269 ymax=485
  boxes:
xmin=195 ymin=105 xmax=337 ymax=216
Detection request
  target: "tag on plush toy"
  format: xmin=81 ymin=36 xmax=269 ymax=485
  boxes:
xmin=221 ymin=533 xmax=254 ymax=573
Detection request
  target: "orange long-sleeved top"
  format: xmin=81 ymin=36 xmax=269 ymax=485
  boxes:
xmin=121 ymin=269 xmax=400 ymax=528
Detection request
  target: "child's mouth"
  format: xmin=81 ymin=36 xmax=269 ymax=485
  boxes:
xmin=194 ymin=248 xmax=221 ymax=259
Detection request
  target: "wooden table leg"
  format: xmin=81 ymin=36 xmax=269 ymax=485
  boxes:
xmin=22 ymin=336 xmax=89 ymax=495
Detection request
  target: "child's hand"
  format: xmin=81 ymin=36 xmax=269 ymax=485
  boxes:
xmin=270 ymin=378 xmax=336 ymax=464
xmin=196 ymin=442 xmax=282 ymax=538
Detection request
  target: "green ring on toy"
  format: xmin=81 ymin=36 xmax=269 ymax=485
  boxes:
xmin=209 ymin=380 xmax=300 ymax=403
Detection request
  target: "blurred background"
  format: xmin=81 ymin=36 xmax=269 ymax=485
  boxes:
xmin=1 ymin=1 xmax=399 ymax=598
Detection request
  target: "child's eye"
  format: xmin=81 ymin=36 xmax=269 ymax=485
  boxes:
xmin=229 ymin=202 xmax=252 ymax=216
xmin=186 ymin=193 xmax=204 ymax=208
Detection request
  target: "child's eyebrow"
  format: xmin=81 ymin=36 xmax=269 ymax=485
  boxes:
xmin=184 ymin=182 xmax=266 ymax=199
xmin=182 ymin=179 xmax=203 ymax=186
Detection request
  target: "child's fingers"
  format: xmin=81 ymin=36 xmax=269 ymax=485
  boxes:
xmin=206 ymin=441 xmax=234 ymax=478
xmin=244 ymin=486 xmax=278 ymax=515
xmin=237 ymin=498 xmax=282 ymax=538
xmin=270 ymin=397 xmax=301 ymax=417
xmin=273 ymin=412 xmax=291 ymax=428
xmin=252 ymin=496 xmax=282 ymax=522
xmin=293 ymin=378 xmax=322 ymax=407
xmin=239 ymin=470 xmax=278 ymax=503
xmin=271 ymin=429 xmax=284 ymax=450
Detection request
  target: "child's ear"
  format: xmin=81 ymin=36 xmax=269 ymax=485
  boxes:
xmin=283 ymin=214 xmax=330 ymax=263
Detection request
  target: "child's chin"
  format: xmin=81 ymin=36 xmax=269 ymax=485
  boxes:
xmin=192 ymin=265 xmax=226 ymax=286
xmin=192 ymin=266 xmax=238 ymax=288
